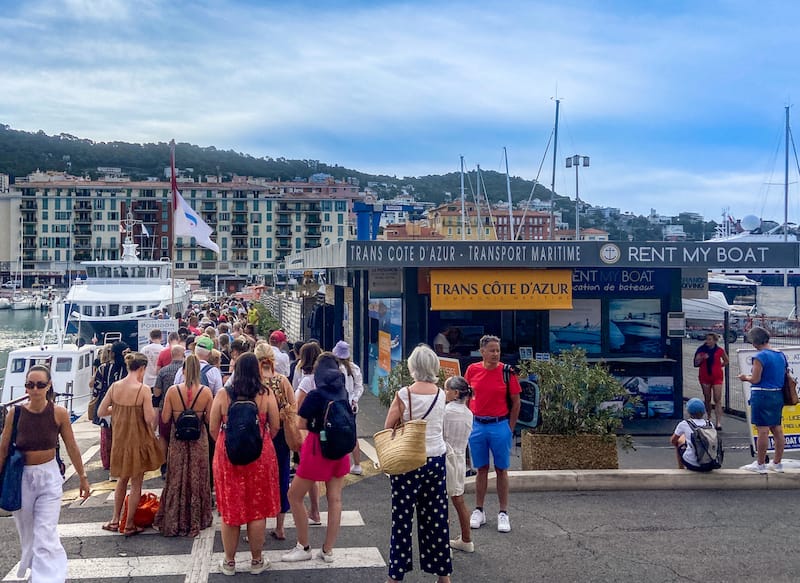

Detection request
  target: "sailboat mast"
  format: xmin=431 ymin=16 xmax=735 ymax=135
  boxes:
xmin=549 ymin=98 xmax=560 ymax=240
xmin=504 ymin=147 xmax=514 ymax=240
xmin=460 ymin=156 xmax=466 ymax=241
xmin=785 ymin=105 xmax=790 ymax=243
xmin=475 ymin=165 xmax=484 ymax=240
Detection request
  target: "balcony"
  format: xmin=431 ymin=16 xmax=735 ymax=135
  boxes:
xmin=306 ymin=215 xmax=321 ymax=225
xmin=276 ymin=214 xmax=291 ymax=226
xmin=74 ymin=212 xmax=92 ymax=223
xmin=73 ymin=201 xmax=92 ymax=210
xmin=231 ymin=227 xmax=248 ymax=236
xmin=276 ymin=228 xmax=291 ymax=237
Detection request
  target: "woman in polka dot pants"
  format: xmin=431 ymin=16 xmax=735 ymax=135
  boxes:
xmin=384 ymin=345 xmax=452 ymax=583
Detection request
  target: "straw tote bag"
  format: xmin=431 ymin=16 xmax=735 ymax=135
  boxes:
xmin=374 ymin=387 xmax=439 ymax=475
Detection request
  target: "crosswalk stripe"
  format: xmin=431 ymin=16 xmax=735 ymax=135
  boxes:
xmin=2 ymin=548 xmax=385 ymax=580
xmin=185 ymin=518 xmax=216 ymax=583
xmin=3 ymin=555 xmax=194 ymax=581
xmin=55 ymin=511 xmax=366 ymax=538
xmin=62 ymin=444 xmax=99 ymax=483
xmin=211 ymin=547 xmax=386 ymax=572
xmin=68 ymin=488 xmax=163 ymax=509
xmin=358 ymin=437 xmax=379 ymax=464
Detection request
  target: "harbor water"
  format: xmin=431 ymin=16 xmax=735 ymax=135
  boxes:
xmin=0 ymin=309 xmax=54 ymax=383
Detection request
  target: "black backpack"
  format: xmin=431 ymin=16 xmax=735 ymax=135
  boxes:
xmin=174 ymin=388 xmax=203 ymax=441
xmin=223 ymin=388 xmax=263 ymax=465
xmin=319 ymin=398 xmax=357 ymax=460
xmin=686 ymin=419 xmax=723 ymax=471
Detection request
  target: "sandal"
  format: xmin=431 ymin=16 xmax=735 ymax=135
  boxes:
xmin=101 ymin=522 xmax=120 ymax=532
xmin=269 ymin=530 xmax=286 ymax=541
xmin=123 ymin=525 xmax=145 ymax=537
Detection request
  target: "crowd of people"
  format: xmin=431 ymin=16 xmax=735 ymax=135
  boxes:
xmin=79 ymin=300 xmax=366 ymax=575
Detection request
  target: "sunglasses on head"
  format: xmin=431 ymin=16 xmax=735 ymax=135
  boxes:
xmin=25 ymin=381 xmax=49 ymax=389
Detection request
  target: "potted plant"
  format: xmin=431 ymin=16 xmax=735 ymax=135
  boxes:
xmin=518 ymin=348 xmax=636 ymax=470
xmin=378 ymin=359 xmax=448 ymax=408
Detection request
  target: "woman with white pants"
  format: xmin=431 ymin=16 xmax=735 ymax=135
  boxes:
xmin=0 ymin=365 xmax=91 ymax=581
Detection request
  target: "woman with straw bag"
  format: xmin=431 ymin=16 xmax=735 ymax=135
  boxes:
xmin=383 ymin=344 xmax=451 ymax=583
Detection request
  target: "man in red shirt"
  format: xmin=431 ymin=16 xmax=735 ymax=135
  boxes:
xmin=464 ymin=335 xmax=521 ymax=534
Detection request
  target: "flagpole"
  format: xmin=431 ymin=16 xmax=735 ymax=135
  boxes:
xmin=170 ymin=140 xmax=176 ymax=313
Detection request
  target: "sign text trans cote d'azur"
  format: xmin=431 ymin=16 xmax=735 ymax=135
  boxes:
xmin=347 ymin=241 xmax=800 ymax=268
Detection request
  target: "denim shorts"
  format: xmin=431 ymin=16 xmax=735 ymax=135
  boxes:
xmin=750 ymin=389 xmax=784 ymax=427
xmin=468 ymin=420 xmax=512 ymax=470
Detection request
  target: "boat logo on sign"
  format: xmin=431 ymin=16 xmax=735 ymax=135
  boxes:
xmin=600 ymin=243 xmax=621 ymax=265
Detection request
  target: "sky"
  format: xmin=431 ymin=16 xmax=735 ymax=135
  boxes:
xmin=2 ymin=0 xmax=800 ymax=222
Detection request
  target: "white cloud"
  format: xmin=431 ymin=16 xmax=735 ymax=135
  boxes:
xmin=2 ymin=1 xmax=800 ymax=221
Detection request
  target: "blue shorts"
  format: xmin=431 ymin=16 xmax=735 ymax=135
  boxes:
xmin=750 ymin=389 xmax=784 ymax=427
xmin=468 ymin=419 xmax=512 ymax=470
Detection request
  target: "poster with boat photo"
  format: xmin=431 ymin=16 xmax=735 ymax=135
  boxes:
xmin=616 ymin=375 xmax=675 ymax=418
xmin=609 ymin=298 xmax=662 ymax=354
xmin=549 ymin=299 xmax=602 ymax=354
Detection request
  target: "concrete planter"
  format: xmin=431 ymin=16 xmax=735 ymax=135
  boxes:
xmin=521 ymin=432 xmax=619 ymax=470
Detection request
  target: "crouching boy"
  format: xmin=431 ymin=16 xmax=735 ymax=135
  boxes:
xmin=670 ymin=398 xmax=723 ymax=471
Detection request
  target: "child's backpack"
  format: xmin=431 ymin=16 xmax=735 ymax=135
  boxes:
xmin=223 ymin=388 xmax=263 ymax=465
xmin=319 ymin=398 xmax=357 ymax=460
xmin=174 ymin=388 xmax=203 ymax=441
xmin=687 ymin=419 xmax=723 ymax=471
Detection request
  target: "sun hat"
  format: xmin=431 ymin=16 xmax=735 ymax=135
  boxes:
xmin=332 ymin=340 xmax=351 ymax=360
xmin=195 ymin=336 xmax=214 ymax=351
xmin=686 ymin=398 xmax=706 ymax=415
xmin=269 ymin=330 xmax=288 ymax=344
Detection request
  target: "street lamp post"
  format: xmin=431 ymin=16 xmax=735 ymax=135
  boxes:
xmin=566 ymin=155 xmax=589 ymax=240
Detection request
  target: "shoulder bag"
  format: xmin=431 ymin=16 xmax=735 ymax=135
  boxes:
xmin=0 ymin=406 xmax=24 ymax=511
xmin=374 ymin=387 xmax=440 ymax=476
xmin=782 ymin=353 xmax=798 ymax=406
xmin=272 ymin=376 xmax=304 ymax=452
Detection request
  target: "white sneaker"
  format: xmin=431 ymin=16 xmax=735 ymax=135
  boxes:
xmin=314 ymin=548 xmax=335 ymax=563
xmin=743 ymin=461 xmax=767 ymax=474
xmin=497 ymin=512 xmax=511 ymax=533
xmin=450 ymin=536 xmax=475 ymax=553
xmin=250 ymin=558 xmax=270 ymax=575
xmin=768 ymin=462 xmax=785 ymax=473
xmin=469 ymin=508 xmax=486 ymax=529
xmin=219 ymin=559 xmax=236 ymax=576
xmin=281 ymin=543 xmax=312 ymax=562
xmin=349 ymin=464 xmax=363 ymax=476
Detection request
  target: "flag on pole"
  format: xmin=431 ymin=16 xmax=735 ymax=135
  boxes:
xmin=170 ymin=140 xmax=220 ymax=254
xmin=141 ymin=223 xmax=150 ymax=238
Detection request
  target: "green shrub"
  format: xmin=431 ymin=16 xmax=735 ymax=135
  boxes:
xmin=519 ymin=348 xmax=637 ymax=446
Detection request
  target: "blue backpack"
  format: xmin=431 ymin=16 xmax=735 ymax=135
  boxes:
xmin=223 ymin=389 xmax=263 ymax=465
xmin=319 ymin=398 xmax=357 ymax=460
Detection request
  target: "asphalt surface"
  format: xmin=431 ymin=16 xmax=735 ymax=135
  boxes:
xmin=0 ymin=391 xmax=794 ymax=582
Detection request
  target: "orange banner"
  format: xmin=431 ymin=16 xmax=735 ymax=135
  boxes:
xmin=438 ymin=357 xmax=462 ymax=379
xmin=430 ymin=269 xmax=573 ymax=311
xmin=378 ymin=330 xmax=392 ymax=372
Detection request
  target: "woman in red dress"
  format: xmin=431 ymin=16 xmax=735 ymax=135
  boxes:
xmin=693 ymin=333 xmax=729 ymax=430
xmin=210 ymin=353 xmax=280 ymax=576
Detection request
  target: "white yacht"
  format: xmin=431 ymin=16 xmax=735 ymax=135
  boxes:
xmin=1 ymin=303 xmax=98 ymax=418
xmin=64 ymin=228 xmax=189 ymax=350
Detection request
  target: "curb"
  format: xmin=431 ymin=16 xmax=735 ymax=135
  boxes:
xmin=463 ymin=469 xmax=800 ymax=492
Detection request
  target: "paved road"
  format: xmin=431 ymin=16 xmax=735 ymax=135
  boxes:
xmin=3 ymin=461 xmax=799 ymax=582
xmin=0 ymin=391 xmax=789 ymax=582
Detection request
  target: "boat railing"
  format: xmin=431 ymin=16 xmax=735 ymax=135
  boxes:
xmin=81 ymin=278 xmax=172 ymax=285
xmin=0 ymin=384 xmax=77 ymax=433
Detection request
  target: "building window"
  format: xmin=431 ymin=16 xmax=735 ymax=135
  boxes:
xmin=161 ymin=236 xmax=168 ymax=249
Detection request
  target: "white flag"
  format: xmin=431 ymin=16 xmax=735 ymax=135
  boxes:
xmin=173 ymin=190 xmax=220 ymax=253
xmin=141 ymin=223 xmax=150 ymax=238
xmin=170 ymin=141 xmax=220 ymax=254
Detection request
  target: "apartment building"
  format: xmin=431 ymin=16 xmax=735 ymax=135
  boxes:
xmin=428 ymin=203 xmax=558 ymax=241
xmin=0 ymin=174 xmax=360 ymax=286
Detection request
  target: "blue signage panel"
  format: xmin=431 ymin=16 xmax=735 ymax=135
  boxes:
xmin=572 ymin=268 xmax=672 ymax=297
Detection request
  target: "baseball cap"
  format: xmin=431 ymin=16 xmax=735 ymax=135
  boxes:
xmin=195 ymin=336 xmax=214 ymax=351
xmin=270 ymin=330 xmax=287 ymax=344
xmin=686 ymin=398 xmax=705 ymax=415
